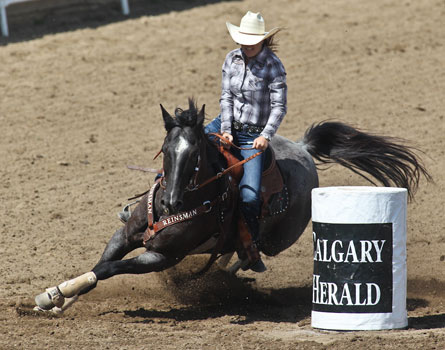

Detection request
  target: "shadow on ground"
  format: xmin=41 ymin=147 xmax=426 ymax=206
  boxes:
xmin=122 ymin=284 xmax=312 ymax=324
xmin=109 ymin=271 xmax=445 ymax=327
xmin=409 ymin=314 xmax=445 ymax=330
xmin=1 ymin=0 xmax=240 ymax=45
xmin=99 ymin=268 xmax=313 ymax=324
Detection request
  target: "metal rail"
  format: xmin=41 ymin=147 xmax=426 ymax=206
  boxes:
xmin=0 ymin=0 xmax=130 ymax=36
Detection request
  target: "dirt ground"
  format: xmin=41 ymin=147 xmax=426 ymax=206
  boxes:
xmin=1 ymin=0 xmax=444 ymax=349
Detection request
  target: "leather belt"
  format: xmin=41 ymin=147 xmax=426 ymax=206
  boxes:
xmin=232 ymin=120 xmax=264 ymax=134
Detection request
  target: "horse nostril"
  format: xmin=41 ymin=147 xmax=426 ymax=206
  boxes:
xmin=175 ymin=200 xmax=183 ymax=211
xmin=160 ymin=199 xmax=170 ymax=215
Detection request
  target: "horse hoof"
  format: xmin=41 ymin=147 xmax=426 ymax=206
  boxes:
xmin=35 ymin=287 xmax=65 ymax=310
xmin=34 ymin=292 xmax=55 ymax=310
xmin=33 ymin=305 xmax=63 ymax=315
xmin=248 ymin=259 xmax=267 ymax=273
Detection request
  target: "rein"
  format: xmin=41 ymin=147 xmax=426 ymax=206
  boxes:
xmin=142 ymin=132 xmax=262 ymax=243
xmin=208 ymin=132 xmax=260 ymax=151
xmin=197 ymin=151 xmax=262 ymax=189
xmin=195 ymin=133 xmax=263 ymax=189
xmin=160 ymin=132 xmax=263 ymax=191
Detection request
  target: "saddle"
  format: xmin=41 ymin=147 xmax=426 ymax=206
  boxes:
xmin=216 ymin=143 xmax=288 ymax=219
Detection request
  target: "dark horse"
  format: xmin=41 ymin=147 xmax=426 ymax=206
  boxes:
xmin=34 ymin=99 xmax=430 ymax=313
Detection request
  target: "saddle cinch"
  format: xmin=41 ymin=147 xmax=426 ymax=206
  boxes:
xmin=216 ymin=142 xmax=289 ymax=219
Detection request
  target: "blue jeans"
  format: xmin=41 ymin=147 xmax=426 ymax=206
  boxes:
xmin=205 ymin=116 xmax=264 ymax=239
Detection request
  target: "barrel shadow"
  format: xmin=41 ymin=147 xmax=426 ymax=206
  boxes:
xmin=408 ymin=313 xmax=445 ymax=330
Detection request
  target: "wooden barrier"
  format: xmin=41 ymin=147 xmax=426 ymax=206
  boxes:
xmin=0 ymin=0 xmax=130 ymax=36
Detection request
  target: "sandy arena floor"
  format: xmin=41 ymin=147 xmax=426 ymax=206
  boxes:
xmin=0 ymin=0 xmax=444 ymax=348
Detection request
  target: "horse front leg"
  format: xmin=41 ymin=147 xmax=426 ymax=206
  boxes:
xmin=77 ymin=224 xmax=144 ymax=296
xmin=34 ymin=200 xmax=148 ymax=313
xmin=34 ymin=249 xmax=180 ymax=314
xmin=33 ymin=226 xmax=137 ymax=313
xmin=92 ymin=250 xmax=181 ymax=278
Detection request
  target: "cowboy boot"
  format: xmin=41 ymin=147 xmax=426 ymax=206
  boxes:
xmin=237 ymin=215 xmax=267 ymax=273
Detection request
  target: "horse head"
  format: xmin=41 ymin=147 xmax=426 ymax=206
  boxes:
xmin=159 ymin=99 xmax=205 ymax=215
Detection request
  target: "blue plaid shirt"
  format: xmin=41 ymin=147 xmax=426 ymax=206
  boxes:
xmin=219 ymin=47 xmax=287 ymax=140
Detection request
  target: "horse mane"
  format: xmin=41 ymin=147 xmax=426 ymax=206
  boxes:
xmin=173 ymin=98 xmax=222 ymax=167
xmin=174 ymin=98 xmax=200 ymax=128
xmin=170 ymin=99 xmax=220 ymax=162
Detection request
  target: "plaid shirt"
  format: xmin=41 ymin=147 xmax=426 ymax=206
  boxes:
xmin=219 ymin=47 xmax=287 ymax=140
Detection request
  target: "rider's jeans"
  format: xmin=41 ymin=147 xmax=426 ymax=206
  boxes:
xmin=204 ymin=116 xmax=264 ymax=241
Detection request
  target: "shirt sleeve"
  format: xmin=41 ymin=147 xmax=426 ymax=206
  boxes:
xmin=261 ymin=63 xmax=287 ymax=140
xmin=219 ymin=54 xmax=234 ymax=134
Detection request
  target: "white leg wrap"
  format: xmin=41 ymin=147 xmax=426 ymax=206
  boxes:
xmin=46 ymin=286 xmax=65 ymax=307
xmin=34 ymin=295 xmax=79 ymax=314
xmin=58 ymin=272 xmax=97 ymax=298
xmin=34 ymin=286 xmax=65 ymax=310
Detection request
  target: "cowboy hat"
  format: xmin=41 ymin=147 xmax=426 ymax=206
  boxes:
xmin=226 ymin=11 xmax=280 ymax=46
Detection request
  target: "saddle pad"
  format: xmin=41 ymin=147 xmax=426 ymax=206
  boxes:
xmin=261 ymin=184 xmax=289 ymax=218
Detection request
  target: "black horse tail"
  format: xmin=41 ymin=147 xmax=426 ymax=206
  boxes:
xmin=302 ymin=121 xmax=432 ymax=200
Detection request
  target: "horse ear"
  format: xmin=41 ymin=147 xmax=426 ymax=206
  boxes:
xmin=196 ymin=104 xmax=205 ymax=128
xmin=160 ymin=104 xmax=176 ymax=131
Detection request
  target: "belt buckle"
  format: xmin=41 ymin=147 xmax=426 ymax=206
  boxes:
xmin=233 ymin=121 xmax=242 ymax=131
xmin=248 ymin=125 xmax=261 ymax=134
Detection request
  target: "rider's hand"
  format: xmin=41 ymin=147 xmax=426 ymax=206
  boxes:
xmin=221 ymin=132 xmax=233 ymax=149
xmin=253 ymin=136 xmax=269 ymax=150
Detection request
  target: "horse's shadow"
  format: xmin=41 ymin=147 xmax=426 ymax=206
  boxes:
xmin=115 ymin=280 xmax=445 ymax=328
xmin=107 ymin=269 xmax=313 ymax=324
xmin=123 ymin=285 xmax=312 ymax=324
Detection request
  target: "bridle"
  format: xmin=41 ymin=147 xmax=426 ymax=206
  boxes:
xmin=156 ymin=132 xmax=263 ymax=192
xmin=155 ymin=136 xmax=204 ymax=192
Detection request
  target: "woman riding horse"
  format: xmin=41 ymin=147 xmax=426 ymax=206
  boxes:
xmin=33 ymin=15 xmax=432 ymax=316
xmin=33 ymin=99 xmax=431 ymax=314
xmin=205 ymin=11 xmax=287 ymax=272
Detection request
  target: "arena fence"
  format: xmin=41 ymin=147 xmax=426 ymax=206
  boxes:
xmin=0 ymin=0 xmax=130 ymax=36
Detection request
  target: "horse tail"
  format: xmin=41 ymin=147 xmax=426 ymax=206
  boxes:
xmin=302 ymin=121 xmax=432 ymax=200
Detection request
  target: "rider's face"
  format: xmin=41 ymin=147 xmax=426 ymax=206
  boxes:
xmin=241 ymin=41 xmax=264 ymax=58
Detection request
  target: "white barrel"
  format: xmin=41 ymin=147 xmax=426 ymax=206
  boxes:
xmin=311 ymin=186 xmax=407 ymax=330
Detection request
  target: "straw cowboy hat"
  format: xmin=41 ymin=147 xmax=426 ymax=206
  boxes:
xmin=226 ymin=11 xmax=280 ymax=46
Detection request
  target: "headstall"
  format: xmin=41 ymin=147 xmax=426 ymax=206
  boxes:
xmin=142 ymin=133 xmax=262 ymax=244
